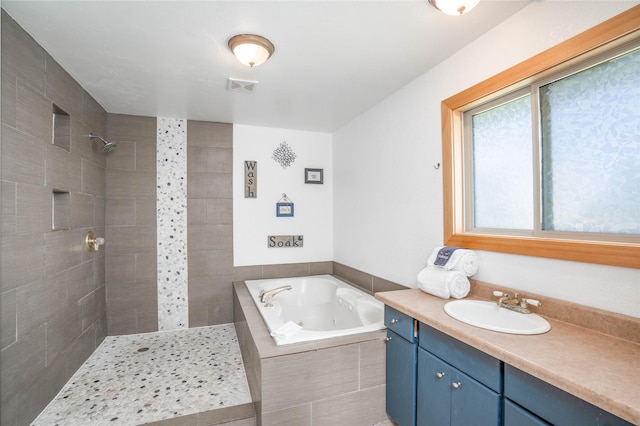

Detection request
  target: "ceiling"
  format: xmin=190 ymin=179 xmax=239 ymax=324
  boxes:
xmin=2 ymin=1 xmax=529 ymax=132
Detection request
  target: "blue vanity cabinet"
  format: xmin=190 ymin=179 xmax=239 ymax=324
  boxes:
xmin=504 ymin=364 xmax=633 ymax=426
xmin=385 ymin=306 xmax=418 ymax=426
xmin=417 ymin=324 xmax=502 ymax=426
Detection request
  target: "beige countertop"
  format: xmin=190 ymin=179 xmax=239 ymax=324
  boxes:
xmin=375 ymin=288 xmax=640 ymax=425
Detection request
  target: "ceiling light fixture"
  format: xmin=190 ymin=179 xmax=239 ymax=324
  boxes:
xmin=228 ymin=34 xmax=275 ymax=67
xmin=428 ymin=0 xmax=480 ymax=15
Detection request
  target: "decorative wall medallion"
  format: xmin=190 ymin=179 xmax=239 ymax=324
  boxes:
xmin=244 ymin=160 xmax=257 ymax=198
xmin=268 ymin=235 xmax=304 ymax=248
xmin=272 ymin=141 xmax=296 ymax=168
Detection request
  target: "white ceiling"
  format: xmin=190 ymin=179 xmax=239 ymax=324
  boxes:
xmin=2 ymin=0 xmax=529 ymax=132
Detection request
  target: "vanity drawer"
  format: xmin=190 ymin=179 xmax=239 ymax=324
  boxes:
xmin=504 ymin=364 xmax=633 ymax=426
xmin=384 ymin=305 xmax=416 ymax=343
xmin=419 ymin=323 xmax=502 ymax=393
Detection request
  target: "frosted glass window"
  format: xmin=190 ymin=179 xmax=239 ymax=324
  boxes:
xmin=471 ymin=95 xmax=533 ymax=230
xmin=540 ymin=48 xmax=640 ymax=235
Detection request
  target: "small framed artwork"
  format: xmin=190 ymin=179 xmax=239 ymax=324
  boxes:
xmin=276 ymin=202 xmax=294 ymax=217
xmin=305 ymin=168 xmax=324 ymax=184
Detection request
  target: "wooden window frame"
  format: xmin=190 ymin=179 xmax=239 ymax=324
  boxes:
xmin=442 ymin=6 xmax=640 ymax=269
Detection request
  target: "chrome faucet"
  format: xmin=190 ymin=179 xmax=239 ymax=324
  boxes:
xmin=259 ymin=285 xmax=292 ymax=307
xmin=493 ymin=290 xmax=541 ymax=314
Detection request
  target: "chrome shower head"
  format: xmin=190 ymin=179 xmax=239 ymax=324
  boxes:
xmin=86 ymin=133 xmax=117 ymax=153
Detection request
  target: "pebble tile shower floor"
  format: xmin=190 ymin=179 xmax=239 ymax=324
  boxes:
xmin=32 ymin=324 xmax=252 ymax=425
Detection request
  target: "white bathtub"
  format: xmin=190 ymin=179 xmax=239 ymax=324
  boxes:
xmin=244 ymin=275 xmax=385 ymax=345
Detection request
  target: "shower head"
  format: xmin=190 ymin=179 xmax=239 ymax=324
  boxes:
xmin=86 ymin=133 xmax=117 ymax=153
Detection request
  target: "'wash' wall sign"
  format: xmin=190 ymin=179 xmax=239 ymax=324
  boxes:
xmin=244 ymin=161 xmax=257 ymax=198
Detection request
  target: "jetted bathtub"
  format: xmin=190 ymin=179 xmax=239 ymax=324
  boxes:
xmin=244 ymin=274 xmax=385 ymax=345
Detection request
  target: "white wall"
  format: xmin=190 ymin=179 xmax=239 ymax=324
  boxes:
xmin=233 ymin=124 xmax=333 ymax=266
xmin=333 ymin=1 xmax=640 ymax=317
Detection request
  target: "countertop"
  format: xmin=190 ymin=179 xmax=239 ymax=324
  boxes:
xmin=375 ymin=288 xmax=640 ymax=425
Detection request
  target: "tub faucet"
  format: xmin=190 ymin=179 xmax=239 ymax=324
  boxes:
xmin=493 ymin=290 xmax=541 ymax=314
xmin=259 ymin=285 xmax=292 ymax=307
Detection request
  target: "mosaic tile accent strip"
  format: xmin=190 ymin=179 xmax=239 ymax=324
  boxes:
xmin=32 ymin=325 xmax=252 ymax=426
xmin=157 ymin=117 xmax=189 ymax=330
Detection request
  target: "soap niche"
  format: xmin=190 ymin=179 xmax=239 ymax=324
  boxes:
xmin=52 ymin=190 xmax=70 ymax=231
xmin=52 ymin=104 xmax=70 ymax=152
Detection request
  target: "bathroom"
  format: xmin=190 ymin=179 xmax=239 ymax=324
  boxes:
xmin=1 ymin=1 xmax=638 ymax=425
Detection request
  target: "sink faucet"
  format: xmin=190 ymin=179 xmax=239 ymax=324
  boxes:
xmin=493 ymin=291 xmax=541 ymax=314
xmin=259 ymin=285 xmax=292 ymax=307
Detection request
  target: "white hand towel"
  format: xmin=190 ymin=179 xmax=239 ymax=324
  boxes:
xmin=417 ymin=267 xmax=470 ymax=300
xmin=270 ymin=321 xmax=302 ymax=339
xmin=427 ymin=246 xmax=479 ymax=277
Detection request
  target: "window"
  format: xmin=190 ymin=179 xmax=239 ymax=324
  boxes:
xmin=442 ymin=7 xmax=640 ymax=268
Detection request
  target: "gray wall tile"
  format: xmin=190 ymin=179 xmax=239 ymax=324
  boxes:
xmin=187 ymin=120 xmax=233 ymax=148
xmin=1 ymin=233 xmax=45 ymax=292
xmin=261 ymin=345 xmax=360 ymax=412
xmin=45 ymin=55 xmax=83 ymax=119
xmin=105 ymin=197 xmax=136 ymax=226
xmin=16 ymin=182 xmax=50 ymax=233
xmin=311 ymin=385 xmax=387 ymax=425
xmin=1 ymin=12 xmax=108 ymax=424
xmin=1 ymin=10 xmax=46 ymax=92
xmin=16 ymin=79 xmax=51 ymax=143
xmin=262 ymin=404 xmax=311 ymax=426
xmin=1 ymin=124 xmax=45 ymax=186
xmin=2 ymin=71 xmax=17 ymax=126
xmin=1 ymin=289 xmax=17 ymax=350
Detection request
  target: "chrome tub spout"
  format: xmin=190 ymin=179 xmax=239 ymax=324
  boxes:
xmin=259 ymin=285 xmax=293 ymax=307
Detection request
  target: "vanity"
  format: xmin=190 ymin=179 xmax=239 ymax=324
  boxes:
xmin=377 ymin=288 xmax=639 ymax=426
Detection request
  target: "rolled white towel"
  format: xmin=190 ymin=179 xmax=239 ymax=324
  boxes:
xmin=270 ymin=321 xmax=302 ymax=339
xmin=417 ymin=267 xmax=471 ymax=300
xmin=427 ymin=246 xmax=479 ymax=277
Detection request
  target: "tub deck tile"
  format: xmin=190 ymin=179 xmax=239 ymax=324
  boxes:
xmin=32 ymin=324 xmax=252 ymax=425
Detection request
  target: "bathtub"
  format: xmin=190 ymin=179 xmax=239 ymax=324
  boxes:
xmin=244 ymin=274 xmax=385 ymax=345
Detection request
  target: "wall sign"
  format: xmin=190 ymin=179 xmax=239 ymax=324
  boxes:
xmin=305 ymin=168 xmax=323 ymax=184
xmin=268 ymin=235 xmax=304 ymax=248
xmin=276 ymin=193 xmax=294 ymax=217
xmin=244 ymin=161 xmax=257 ymax=198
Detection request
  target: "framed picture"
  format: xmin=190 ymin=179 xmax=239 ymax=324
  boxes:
xmin=305 ymin=168 xmax=323 ymax=184
xmin=276 ymin=202 xmax=294 ymax=217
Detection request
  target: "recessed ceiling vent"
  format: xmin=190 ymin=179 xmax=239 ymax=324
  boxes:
xmin=227 ymin=78 xmax=259 ymax=94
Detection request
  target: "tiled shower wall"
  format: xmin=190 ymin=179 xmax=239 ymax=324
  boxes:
xmin=186 ymin=121 xmax=234 ymax=326
xmin=1 ymin=10 xmax=107 ymax=425
xmin=105 ymin=114 xmax=158 ymax=334
xmin=105 ymin=117 xmax=235 ymax=334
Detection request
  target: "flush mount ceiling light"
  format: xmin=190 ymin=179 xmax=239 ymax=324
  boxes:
xmin=428 ymin=0 xmax=480 ymax=15
xmin=228 ymin=34 xmax=275 ymax=67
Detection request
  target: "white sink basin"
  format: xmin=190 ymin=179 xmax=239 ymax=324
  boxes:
xmin=444 ymin=300 xmax=551 ymax=335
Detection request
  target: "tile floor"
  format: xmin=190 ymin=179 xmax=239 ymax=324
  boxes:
xmin=32 ymin=324 xmax=251 ymax=425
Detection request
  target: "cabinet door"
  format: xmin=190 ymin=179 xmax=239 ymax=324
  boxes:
xmin=386 ymin=329 xmax=417 ymax=426
xmin=417 ymin=348 xmax=451 ymax=426
xmin=450 ymin=368 xmax=501 ymax=426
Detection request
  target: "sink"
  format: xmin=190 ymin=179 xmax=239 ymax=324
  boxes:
xmin=444 ymin=300 xmax=551 ymax=334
